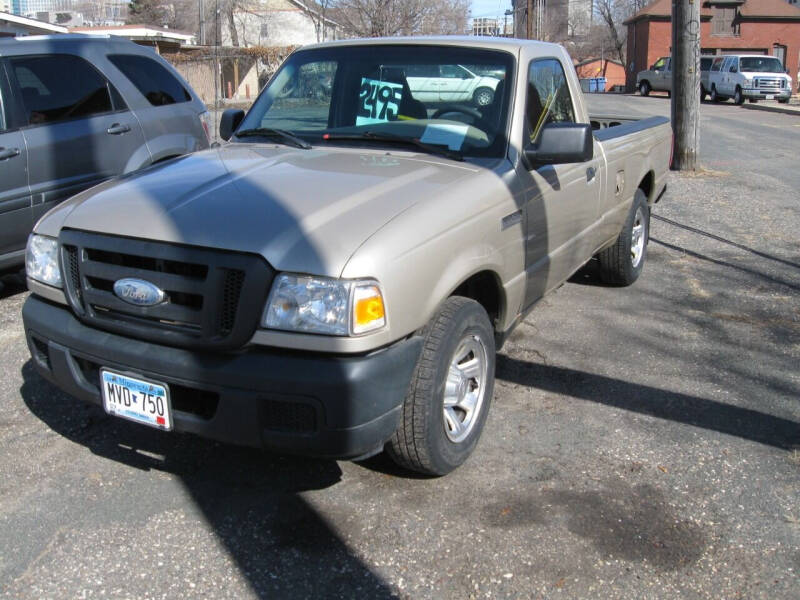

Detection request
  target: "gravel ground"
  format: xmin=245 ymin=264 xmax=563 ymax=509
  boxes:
xmin=0 ymin=95 xmax=798 ymax=599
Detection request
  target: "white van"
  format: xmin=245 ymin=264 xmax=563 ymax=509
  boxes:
xmin=708 ymin=54 xmax=793 ymax=104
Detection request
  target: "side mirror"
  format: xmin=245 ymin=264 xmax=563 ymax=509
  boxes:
xmin=219 ymin=109 xmax=245 ymax=141
xmin=786 ymin=68 xmax=790 ymax=75
xmin=524 ymin=123 xmax=593 ymax=167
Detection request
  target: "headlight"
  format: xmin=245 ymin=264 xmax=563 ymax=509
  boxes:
xmin=26 ymin=234 xmax=62 ymax=288
xmin=263 ymin=274 xmax=386 ymax=336
xmin=743 ymin=79 xmax=754 ymax=88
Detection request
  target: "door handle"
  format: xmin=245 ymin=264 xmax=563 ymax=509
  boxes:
xmin=586 ymin=166 xmax=596 ymax=182
xmin=0 ymin=147 xmax=20 ymax=160
xmin=107 ymin=123 xmax=131 ymax=135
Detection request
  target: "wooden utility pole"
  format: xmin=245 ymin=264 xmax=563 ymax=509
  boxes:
xmin=527 ymin=0 xmax=533 ymax=39
xmin=670 ymin=0 xmax=701 ymax=170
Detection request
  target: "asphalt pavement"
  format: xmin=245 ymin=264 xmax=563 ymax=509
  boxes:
xmin=0 ymin=94 xmax=798 ymax=599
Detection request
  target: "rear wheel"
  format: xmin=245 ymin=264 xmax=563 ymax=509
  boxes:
xmin=700 ymin=87 xmax=707 ymax=101
xmin=387 ymin=297 xmax=495 ymax=476
xmin=597 ymin=189 xmax=650 ymax=286
xmin=734 ymin=86 xmax=744 ymax=105
xmin=639 ymin=81 xmax=650 ymax=97
xmin=711 ymin=85 xmax=720 ymax=103
xmin=778 ymin=97 xmax=790 ymax=104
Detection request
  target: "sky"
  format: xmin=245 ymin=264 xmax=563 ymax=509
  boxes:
xmin=470 ymin=0 xmax=514 ymax=21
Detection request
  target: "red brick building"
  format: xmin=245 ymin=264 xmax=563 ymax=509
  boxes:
xmin=574 ymin=58 xmax=627 ymax=91
xmin=624 ymin=0 xmax=800 ymax=91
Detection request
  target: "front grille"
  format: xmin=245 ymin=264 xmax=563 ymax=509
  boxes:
xmin=59 ymin=230 xmax=273 ymax=350
xmin=755 ymin=78 xmax=781 ymax=90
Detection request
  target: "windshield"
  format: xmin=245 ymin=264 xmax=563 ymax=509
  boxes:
xmin=739 ymin=57 xmax=785 ymax=73
xmin=237 ymin=45 xmax=515 ymax=158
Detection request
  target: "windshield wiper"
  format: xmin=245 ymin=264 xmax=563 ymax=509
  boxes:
xmin=235 ymin=127 xmax=311 ymax=149
xmin=322 ymin=131 xmax=464 ymax=162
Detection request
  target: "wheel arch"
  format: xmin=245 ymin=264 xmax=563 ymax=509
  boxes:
xmin=449 ymin=269 xmax=505 ymax=329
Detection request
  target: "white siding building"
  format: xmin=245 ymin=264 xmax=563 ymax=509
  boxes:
xmin=223 ymin=0 xmax=338 ymax=47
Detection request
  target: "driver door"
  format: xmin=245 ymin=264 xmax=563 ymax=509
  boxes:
xmin=520 ymin=59 xmax=602 ymax=306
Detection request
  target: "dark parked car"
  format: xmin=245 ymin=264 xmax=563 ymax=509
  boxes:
xmin=0 ymin=34 xmax=210 ymax=273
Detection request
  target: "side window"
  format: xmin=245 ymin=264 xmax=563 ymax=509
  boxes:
xmin=441 ymin=65 xmax=468 ymax=79
xmin=653 ymin=57 xmax=667 ymax=70
xmin=526 ymin=58 xmax=575 ymax=143
xmin=406 ymin=64 xmax=438 ymax=78
xmin=10 ymin=54 xmax=113 ymax=125
xmin=108 ymin=54 xmax=191 ymax=107
xmin=711 ymin=58 xmax=722 ymax=72
xmin=729 ymin=58 xmax=738 ymax=72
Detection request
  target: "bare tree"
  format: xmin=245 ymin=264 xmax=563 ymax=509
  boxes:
xmin=333 ymin=0 xmax=469 ymax=38
xmin=594 ymin=0 xmax=649 ymax=64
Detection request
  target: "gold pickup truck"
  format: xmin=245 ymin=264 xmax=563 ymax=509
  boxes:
xmin=22 ymin=37 xmax=671 ymax=476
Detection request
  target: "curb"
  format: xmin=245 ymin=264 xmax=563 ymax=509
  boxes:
xmin=739 ymin=102 xmax=800 ymax=116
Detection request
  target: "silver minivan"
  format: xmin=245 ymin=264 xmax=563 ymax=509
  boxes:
xmin=0 ymin=35 xmax=210 ymax=273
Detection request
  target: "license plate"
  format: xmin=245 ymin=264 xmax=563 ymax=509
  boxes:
xmin=101 ymin=369 xmax=172 ymax=431
xmin=766 ymin=94 xmax=775 ymax=100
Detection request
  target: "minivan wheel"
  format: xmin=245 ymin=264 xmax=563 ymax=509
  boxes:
xmin=597 ymin=189 xmax=650 ymax=286
xmin=387 ymin=297 xmax=495 ymax=476
xmin=473 ymin=87 xmax=494 ymax=107
xmin=700 ymin=87 xmax=707 ymax=101
xmin=711 ymin=85 xmax=720 ymax=102
xmin=734 ymin=86 xmax=744 ymax=105
xmin=639 ymin=81 xmax=650 ymax=96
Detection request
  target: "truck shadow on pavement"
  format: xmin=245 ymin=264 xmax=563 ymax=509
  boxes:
xmin=19 ymin=361 xmax=399 ymax=599
xmin=496 ymin=356 xmax=800 ymax=451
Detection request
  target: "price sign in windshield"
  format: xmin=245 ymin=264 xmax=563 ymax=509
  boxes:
xmin=356 ymin=78 xmax=403 ymax=125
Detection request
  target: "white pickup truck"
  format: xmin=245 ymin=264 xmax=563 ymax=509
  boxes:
xmin=23 ymin=37 xmax=671 ymax=475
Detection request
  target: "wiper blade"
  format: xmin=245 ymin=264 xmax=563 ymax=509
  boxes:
xmin=235 ymin=127 xmax=311 ymax=149
xmin=322 ymin=131 xmax=464 ymax=162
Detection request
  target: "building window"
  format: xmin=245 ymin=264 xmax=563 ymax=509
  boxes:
xmin=711 ymin=5 xmax=739 ymax=37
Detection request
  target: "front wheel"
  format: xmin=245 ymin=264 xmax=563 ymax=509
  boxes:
xmin=387 ymin=297 xmax=495 ymax=476
xmin=597 ymin=189 xmax=650 ymax=286
xmin=777 ymin=97 xmax=790 ymax=104
xmin=473 ymin=87 xmax=494 ymax=107
xmin=734 ymin=86 xmax=744 ymax=105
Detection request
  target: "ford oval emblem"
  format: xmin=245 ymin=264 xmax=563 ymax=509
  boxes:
xmin=113 ymin=278 xmax=167 ymax=307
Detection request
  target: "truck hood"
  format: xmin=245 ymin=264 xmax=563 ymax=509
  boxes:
xmin=44 ymin=143 xmax=485 ymax=277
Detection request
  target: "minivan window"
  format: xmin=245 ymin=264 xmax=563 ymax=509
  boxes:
xmin=10 ymin=54 xmax=113 ymax=125
xmin=108 ymin=54 xmax=191 ymax=106
xmin=700 ymin=57 xmax=713 ymax=71
xmin=711 ymin=57 xmax=723 ymax=72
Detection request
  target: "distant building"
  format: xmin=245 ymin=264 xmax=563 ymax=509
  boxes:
xmin=472 ymin=17 xmax=499 ymax=36
xmin=0 ymin=9 xmax=67 ymax=34
xmin=70 ymin=24 xmax=195 ymax=52
xmin=511 ymin=0 xmax=592 ymax=41
xmin=625 ymin=0 xmax=800 ymax=91
xmin=574 ymin=57 xmax=626 ymax=91
xmin=222 ymin=0 xmax=338 ymax=47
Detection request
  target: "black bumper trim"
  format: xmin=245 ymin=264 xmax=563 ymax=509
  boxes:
xmin=23 ymin=295 xmax=422 ymax=459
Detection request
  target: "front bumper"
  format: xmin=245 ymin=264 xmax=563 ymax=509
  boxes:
xmin=22 ymin=295 xmax=422 ymax=460
xmin=742 ymin=88 xmax=791 ymax=100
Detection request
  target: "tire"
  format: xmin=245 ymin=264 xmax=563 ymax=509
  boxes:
xmin=597 ymin=189 xmax=650 ymax=286
xmin=700 ymin=87 xmax=707 ymax=101
xmin=777 ymin=98 xmax=790 ymax=104
xmin=639 ymin=81 xmax=650 ymax=97
xmin=387 ymin=297 xmax=495 ymax=476
xmin=473 ymin=87 xmax=494 ymax=107
xmin=734 ymin=86 xmax=744 ymax=105
xmin=710 ymin=85 xmax=720 ymax=103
